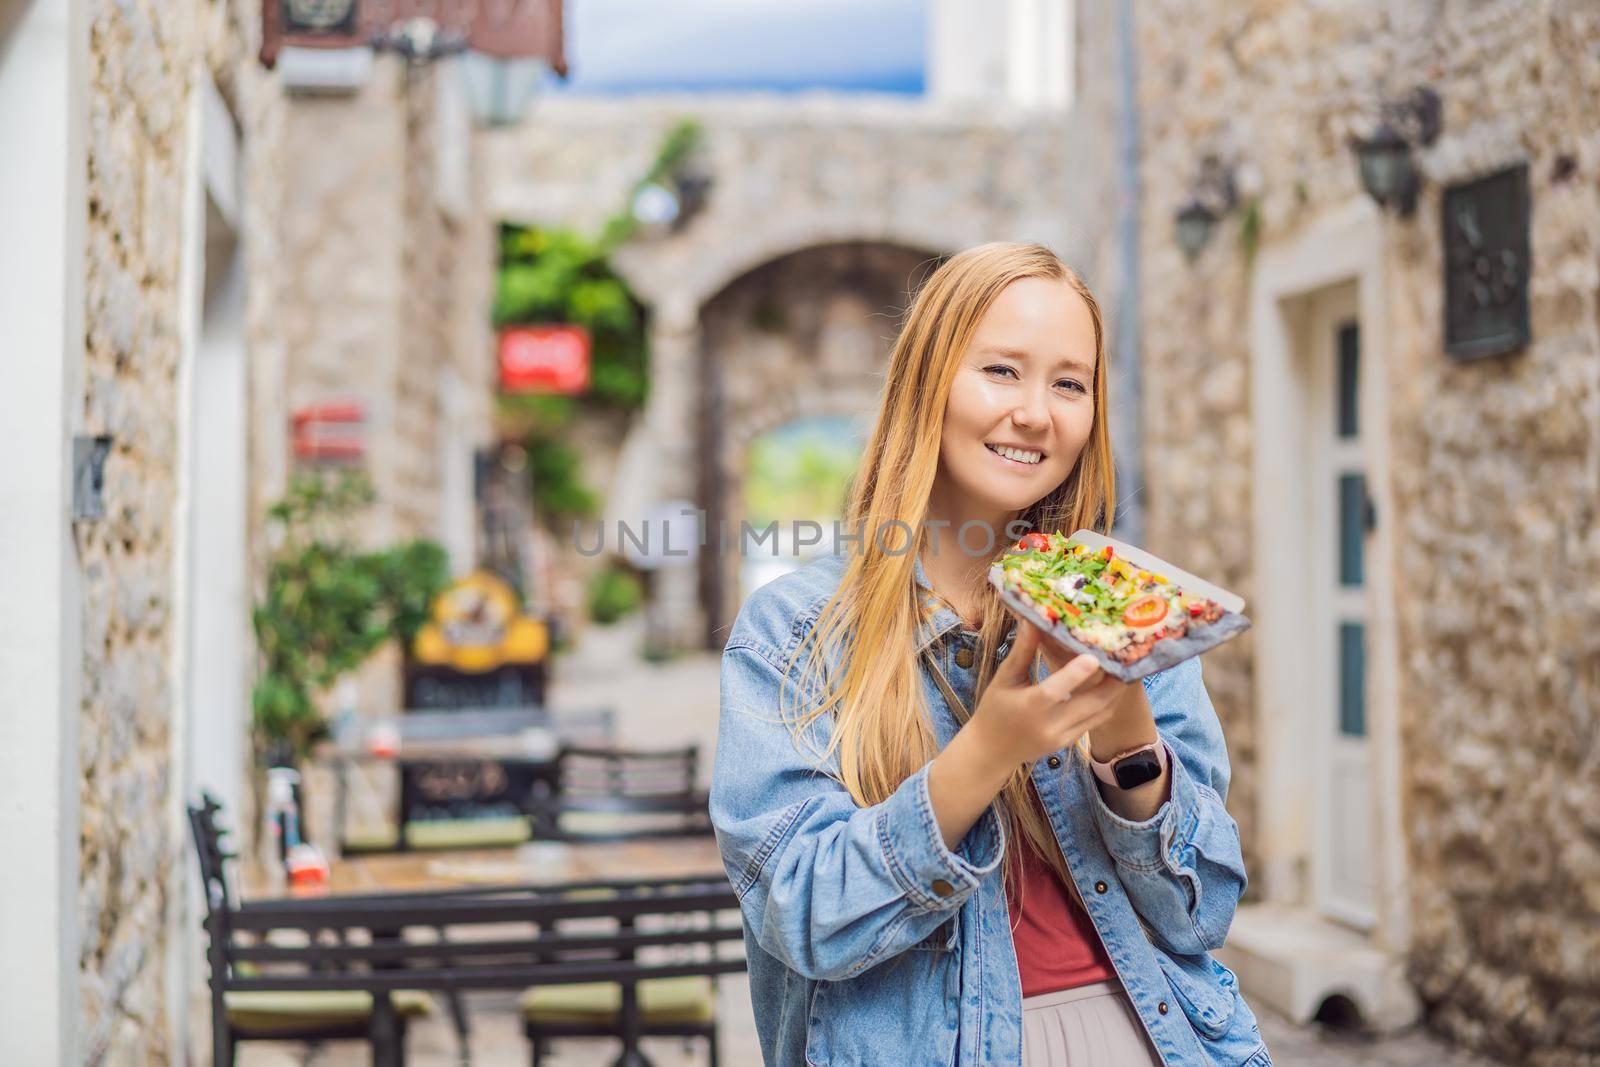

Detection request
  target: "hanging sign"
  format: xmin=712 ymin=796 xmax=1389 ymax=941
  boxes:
xmin=291 ymin=399 xmax=366 ymax=463
xmin=498 ymin=324 xmax=591 ymax=395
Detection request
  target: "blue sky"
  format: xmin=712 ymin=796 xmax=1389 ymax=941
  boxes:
xmin=550 ymin=0 xmax=927 ymax=95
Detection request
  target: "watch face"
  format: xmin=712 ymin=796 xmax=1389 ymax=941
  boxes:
xmin=1112 ymin=750 xmax=1163 ymax=790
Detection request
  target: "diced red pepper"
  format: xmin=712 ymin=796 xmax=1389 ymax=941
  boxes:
xmin=1022 ymin=532 xmax=1051 ymax=552
xmin=1187 ymin=600 xmax=1205 ymax=617
xmin=1042 ymin=605 xmax=1059 ymax=622
xmin=1101 ymin=545 xmax=1115 ymax=559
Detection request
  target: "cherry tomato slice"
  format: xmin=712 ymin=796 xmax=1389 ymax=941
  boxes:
xmin=1022 ymin=532 xmax=1051 ymax=552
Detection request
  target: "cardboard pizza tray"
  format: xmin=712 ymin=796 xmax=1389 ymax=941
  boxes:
xmin=987 ymin=529 xmax=1251 ymax=682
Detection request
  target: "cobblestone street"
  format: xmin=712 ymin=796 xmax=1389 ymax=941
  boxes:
xmin=235 ymin=617 xmax=1496 ymax=1067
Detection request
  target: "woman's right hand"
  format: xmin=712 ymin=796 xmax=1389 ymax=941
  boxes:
xmin=968 ymin=621 xmax=1122 ymax=767
xmin=928 ymin=620 xmax=1122 ymax=850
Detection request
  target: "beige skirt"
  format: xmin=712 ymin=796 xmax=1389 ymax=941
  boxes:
xmin=1020 ymin=979 xmax=1164 ymax=1067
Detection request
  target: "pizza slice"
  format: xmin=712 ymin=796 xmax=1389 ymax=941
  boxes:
xmin=991 ymin=531 xmax=1245 ymax=677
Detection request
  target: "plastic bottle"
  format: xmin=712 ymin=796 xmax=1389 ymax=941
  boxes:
xmin=264 ymin=766 xmax=302 ymax=869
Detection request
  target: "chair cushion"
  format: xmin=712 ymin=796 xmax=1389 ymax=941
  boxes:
xmin=404 ymin=818 xmax=531 ymax=850
xmin=225 ymin=990 xmax=433 ymax=1034
xmin=520 ymin=976 xmax=715 ymax=1027
xmin=341 ymin=825 xmax=401 ymax=852
xmin=556 ymin=810 xmax=703 ymax=839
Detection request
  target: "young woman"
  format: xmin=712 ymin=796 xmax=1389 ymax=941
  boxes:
xmin=710 ymin=242 xmax=1271 ymax=1066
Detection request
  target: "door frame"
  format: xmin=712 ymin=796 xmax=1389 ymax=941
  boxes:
xmin=171 ymin=66 xmax=248 ymax=1060
xmin=1247 ymin=198 xmax=1409 ymax=953
xmin=1302 ymin=282 xmax=1377 ymax=930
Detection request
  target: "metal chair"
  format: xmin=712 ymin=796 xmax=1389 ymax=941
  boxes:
xmin=188 ymin=793 xmax=437 ymax=1066
xmin=523 ymin=744 xmax=720 ymax=1063
xmin=529 ymin=743 xmax=711 ymax=843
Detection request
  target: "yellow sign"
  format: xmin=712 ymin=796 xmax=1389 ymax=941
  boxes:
xmin=411 ymin=571 xmax=548 ymax=673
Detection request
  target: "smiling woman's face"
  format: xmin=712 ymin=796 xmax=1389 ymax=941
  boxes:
xmin=936 ymin=275 xmax=1098 ymax=525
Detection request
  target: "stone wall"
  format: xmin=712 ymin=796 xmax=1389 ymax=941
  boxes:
xmin=275 ymin=59 xmax=495 ymax=714
xmin=280 ymin=62 xmax=409 ymax=546
xmin=75 ymin=3 xmax=493 ymax=1058
xmin=77 ymin=0 xmax=282 ymax=1060
xmin=279 ymin=60 xmax=492 ymax=548
xmin=1128 ymin=1 xmax=1600 ymax=1062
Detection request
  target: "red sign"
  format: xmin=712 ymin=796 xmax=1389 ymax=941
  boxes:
xmin=262 ymin=0 xmax=568 ymax=70
xmin=292 ymin=399 xmax=366 ymax=463
xmin=499 ymin=324 xmax=590 ymax=395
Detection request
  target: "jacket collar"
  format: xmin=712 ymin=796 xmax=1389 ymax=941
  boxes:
xmin=913 ymin=552 xmax=965 ymax=653
xmin=913 ymin=552 xmax=1014 ymax=658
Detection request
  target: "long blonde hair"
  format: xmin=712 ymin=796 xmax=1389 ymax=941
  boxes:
xmin=779 ymin=241 xmax=1115 ymax=899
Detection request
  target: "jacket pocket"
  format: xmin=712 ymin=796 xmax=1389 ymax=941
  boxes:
xmin=804 ymin=947 xmax=959 ymax=1065
xmin=1153 ymin=950 xmax=1239 ymax=1041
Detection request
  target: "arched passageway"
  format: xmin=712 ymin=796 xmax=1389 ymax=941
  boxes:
xmin=695 ymin=240 xmax=940 ymax=647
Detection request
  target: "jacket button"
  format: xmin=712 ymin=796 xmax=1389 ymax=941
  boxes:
xmin=1094 ymin=880 xmax=1108 ymax=894
xmin=931 ymin=878 xmax=955 ymax=898
xmin=954 ymin=647 xmax=974 ymax=669
xmin=1158 ymin=1001 xmax=1169 ymax=1015
xmin=1046 ymin=755 xmax=1062 ymax=769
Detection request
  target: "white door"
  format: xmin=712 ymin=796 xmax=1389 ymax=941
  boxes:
xmin=1308 ymin=284 xmax=1378 ymax=929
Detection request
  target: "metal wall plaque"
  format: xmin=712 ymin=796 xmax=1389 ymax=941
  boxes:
xmin=1442 ymin=164 xmax=1531 ymax=361
xmin=72 ymin=434 xmax=112 ymax=521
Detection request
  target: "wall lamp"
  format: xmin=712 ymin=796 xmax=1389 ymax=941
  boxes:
xmin=1349 ymin=86 xmax=1442 ymax=216
xmin=1174 ymin=156 xmax=1238 ymax=262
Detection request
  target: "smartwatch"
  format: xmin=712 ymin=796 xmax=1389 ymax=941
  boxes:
xmin=1089 ymin=739 xmax=1168 ymax=790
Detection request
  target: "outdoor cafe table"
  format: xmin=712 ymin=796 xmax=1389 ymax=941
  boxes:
xmin=242 ymin=834 xmax=728 ymax=897
xmin=238 ymin=835 xmax=736 ymax=1066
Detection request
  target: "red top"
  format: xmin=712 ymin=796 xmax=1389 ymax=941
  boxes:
xmin=1005 ymin=811 xmax=1117 ymax=997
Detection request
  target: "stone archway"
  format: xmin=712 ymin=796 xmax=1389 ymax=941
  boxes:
xmin=695 ymin=240 xmax=941 ymax=647
xmin=484 ymin=95 xmax=1093 ymax=651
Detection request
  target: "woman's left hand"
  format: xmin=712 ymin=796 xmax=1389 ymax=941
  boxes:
xmin=1028 ymin=622 xmax=1168 ymax=820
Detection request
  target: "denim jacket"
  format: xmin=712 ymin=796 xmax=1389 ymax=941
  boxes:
xmin=709 ymin=549 xmax=1272 ymax=1066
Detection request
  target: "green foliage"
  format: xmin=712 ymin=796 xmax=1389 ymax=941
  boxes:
xmin=586 ymin=563 xmax=645 ymax=626
xmin=1237 ymin=195 xmax=1263 ymax=267
xmin=526 ymin=431 xmax=601 ymax=526
xmin=595 ymin=119 xmax=705 ymax=252
xmin=252 ymin=470 xmax=451 ymax=757
xmin=495 ymin=228 xmax=650 ymax=412
xmin=744 ymin=426 xmax=863 ymax=528
xmin=494 ymin=120 xmax=707 ymax=534
xmin=495 ymin=392 xmax=577 ymax=426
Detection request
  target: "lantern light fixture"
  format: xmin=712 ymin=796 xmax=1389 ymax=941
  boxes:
xmin=1350 ymin=86 xmax=1442 ymax=216
xmin=369 ymin=16 xmax=467 ymax=61
xmin=629 ymin=162 xmax=715 ymax=238
xmin=1172 ymin=155 xmax=1238 ymax=263
xmin=1174 ymin=200 xmax=1217 ymax=262
xmin=459 ymin=51 xmax=552 ymax=127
